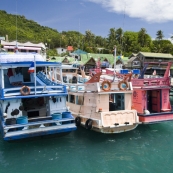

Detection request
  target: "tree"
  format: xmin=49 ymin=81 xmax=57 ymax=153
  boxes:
xmin=85 ymin=30 xmax=95 ymax=47
xmin=116 ymin=28 xmax=123 ymax=45
xmin=138 ymin=28 xmax=147 ymax=47
xmin=107 ymin=28 xmax=118 ymax=52
xmin=156 ymin=30 xmax=164 ymax=40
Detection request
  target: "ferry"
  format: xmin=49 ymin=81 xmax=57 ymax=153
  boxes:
xmin=131 ymin=62 xmax=173 ymax=124
xmin=0 ymin=52 xmax=76 ymax=141
xmin=66 ymin=71 xmax=139 ymax=133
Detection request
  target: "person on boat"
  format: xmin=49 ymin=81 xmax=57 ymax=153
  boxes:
xmin=153 ymin=70 xmax=156 ymax=75
xmin=96 ymin=58 xmax=101 ymax=68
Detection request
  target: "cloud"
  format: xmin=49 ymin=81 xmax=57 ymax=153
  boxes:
xmin=87 ymin=0 xmax=173 ymax=23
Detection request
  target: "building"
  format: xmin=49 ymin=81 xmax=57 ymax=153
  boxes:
xmin=128 ymin=52 xmax=173 ymax=75
xmin=56 ymin=47 xmax=67 ymax=55
xmin=0 ymin=40 xmax=46 ymax=60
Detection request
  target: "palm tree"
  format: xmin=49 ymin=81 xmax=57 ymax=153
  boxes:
xmin=85 ymin=30 xmax=95 ymax=46
xmin=108 ymin=28 xmax=116 ymax=42
xmin=138 ymin=28 xmax=147 ymax=47
xmin=170 ymin=34 xmax=173 ymax=41
xmin=116 ymin=28 xmax=124 ymax=45
xmin=156 ymin=30 xmax=164 ymax=40
xmin=107 ymin=28 xmax=118 ymax=51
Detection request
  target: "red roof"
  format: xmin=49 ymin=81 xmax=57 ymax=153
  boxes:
xmin=67 ymin=46 xmax=73 ymax=51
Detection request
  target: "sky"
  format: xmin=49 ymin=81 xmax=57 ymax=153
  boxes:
xmin=1 ymin=0 xmax=173 ymax=40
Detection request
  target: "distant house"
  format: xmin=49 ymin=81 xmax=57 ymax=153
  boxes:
xmin=137 ymin=52 xmax=173 ymax=63
xmin=1 ymin=40 xmax=46 ymax=59
xmin=127 ymin=55 xmax=142 ymax=69
xmin=136 ymin=52 xmax=173 ymax=75
xmin=70 ymin=49 xmax=87 ymax=61
xmin=127 ymin=52 xmax=173 ymax=75
xmin=56 ymin=47 xmax=67 ymax=55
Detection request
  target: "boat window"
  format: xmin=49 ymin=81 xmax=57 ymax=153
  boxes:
xmin=109 ymin=93 xmax=124 ymax=111
xmin=66 ymin=95 xmax=68 ymax=102
xmin=69 ymin=94 xmax=75 ymax=103
xmin=21 ymin=49 xmax=27 ymax=52
xmin=76 ymin=96 xmax=84 ymax=105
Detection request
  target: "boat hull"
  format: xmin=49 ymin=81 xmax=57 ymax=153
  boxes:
xmin=1 ymin=120 xmax=76 ymax=141
xmin=80 ymin=122 xmax=138 ymax=134
xmin=138 ymin=112 xmax=173 ymax=124
xmin=72 ymin=110 xmax=139 ymax=134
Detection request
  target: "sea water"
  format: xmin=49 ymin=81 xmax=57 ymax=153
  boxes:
xmin=0 ymin=122 xmax=173 ymax=173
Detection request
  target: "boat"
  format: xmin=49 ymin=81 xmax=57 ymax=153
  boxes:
xmin=66 ymin=70 xmax=139 ymax=133
xmin=131 ymin=62 xmax=173 ymax=124
xmin=0 ymin=52 xmax=76 ymax=141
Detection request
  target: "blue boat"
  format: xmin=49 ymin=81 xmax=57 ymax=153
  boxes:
xmin=0 ymin=52 xmax=76 ymax=141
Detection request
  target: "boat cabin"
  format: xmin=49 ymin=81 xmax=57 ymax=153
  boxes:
xmin=132 ymin=62 xmax=173 ymax=124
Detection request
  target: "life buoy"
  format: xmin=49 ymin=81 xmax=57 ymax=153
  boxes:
xmin=102 ymin=80 xmax=111 ymax=91
xmin=75 ymin=116 xmax=81 ymax=127
xmin=85 ymin=119 xmax=93 ymax=130
xmin=20 ymin=86 xmax=30 ymax=96
xmin=118 ymin=81 xmax=128 ymax=91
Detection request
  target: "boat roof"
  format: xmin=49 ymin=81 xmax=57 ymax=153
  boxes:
xmin=0 ymin=52 xmax=45 ymax=62
xmin=0 ymin=53 xmax=62 ymax=68
xmin=62 ymin=64 xmax=78 ymax=69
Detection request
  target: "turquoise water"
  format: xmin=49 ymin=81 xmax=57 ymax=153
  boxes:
xmin=0 ymin=122 xmax=173 ymax=173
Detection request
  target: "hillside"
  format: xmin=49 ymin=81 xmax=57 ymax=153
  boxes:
xmin=0 ymin=10 xmax=60 ymax=44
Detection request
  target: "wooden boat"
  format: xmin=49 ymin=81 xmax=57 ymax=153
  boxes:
xmin=0 ymin=52 xmax=76 ymax=141
xmin=131 ymin=62 xmax=173 ymax=124
xmin=66 ymin=71 xmax=139 ymax=133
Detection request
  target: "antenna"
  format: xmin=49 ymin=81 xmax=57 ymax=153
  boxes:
xmin=78 ymin=18 xmax=80 ymax=49
xmin=122 ymin=3 xmax=126 ymax=32
xmin=122 ymin=3 xmax=126 ymax=54
xmin=15 ymin=0 xmax=18 ymax=52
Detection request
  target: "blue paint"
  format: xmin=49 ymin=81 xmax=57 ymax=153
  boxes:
xmin=51 ymin=113 xmax=62 ymax=120
xmin=4 ymin=126 xmax=77 ymax=141
xmin=120 ymin=69 xmax=128 ymax=74
xmin=132 ymin=69 xmax=140 ymax=74
xmin=62 ymin=112 xmax=72 ymax=118
xmin=16 ymin=116 xmax=28 ymax=124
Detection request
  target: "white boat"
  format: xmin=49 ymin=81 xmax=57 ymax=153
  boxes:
xmin=0 ymin=52 xmax=76 ymax=141
xmin=66 ymin=71 xmax=139 ymax=133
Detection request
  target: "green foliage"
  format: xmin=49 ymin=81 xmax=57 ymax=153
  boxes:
xmin=46 ymin=49 xmax=58 ymax=56
xmin=0 ymin=10 xmax=173 ymax=56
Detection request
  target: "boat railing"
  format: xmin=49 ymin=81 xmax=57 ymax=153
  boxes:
xmin=66 ymin=83 xmax=85 ymax=92
xmin=1 ymin=71 xmax=67 ymax=98
xmin=3 ymin=117 xmax=75 ymax=136
xmin=2 ymin=85 xmax=66 ymax=97
xmin=132 ymin=77 xmax=170 ymax=87
xmin=90 ymin=68 xmax=102 ymax=75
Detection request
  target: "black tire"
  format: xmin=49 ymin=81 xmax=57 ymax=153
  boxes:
xmin=75 ymin=116 xmax=81 ymax=127
xmin=85 ymin=119 xmax=93 ymax=130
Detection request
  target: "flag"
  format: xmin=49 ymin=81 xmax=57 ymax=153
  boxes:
xmin=28 ymin=62 xmax=35 ymax=73
xmin=7 ymin=68 xmax=13 ymax=77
